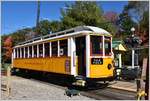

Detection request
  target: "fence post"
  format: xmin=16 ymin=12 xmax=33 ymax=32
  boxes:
xmin=6 ymin=65 xmax=11 ymax=97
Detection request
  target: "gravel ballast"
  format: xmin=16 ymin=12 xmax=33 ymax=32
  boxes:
xmin=1 ymin=76 xmax=93 ymax=100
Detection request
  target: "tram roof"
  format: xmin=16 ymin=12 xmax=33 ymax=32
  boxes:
xmin=15 ymin=26 xmax=111 ymax=48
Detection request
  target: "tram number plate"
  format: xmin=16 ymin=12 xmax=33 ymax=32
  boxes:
xmin=91 ymin=58 xmax=103 ymax=65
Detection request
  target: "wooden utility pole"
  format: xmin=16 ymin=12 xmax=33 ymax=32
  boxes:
xmin=36 ymin=1 xmax=40 ymax=36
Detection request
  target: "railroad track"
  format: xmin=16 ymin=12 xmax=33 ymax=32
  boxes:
xmin=13 ymin=72 xmax=136 ymax=100
xmin=80 ymin=87 xmax=136 ymax=100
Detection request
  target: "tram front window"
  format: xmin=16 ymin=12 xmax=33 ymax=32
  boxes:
xmin=91 ymin=36 xmax=103 ymax=55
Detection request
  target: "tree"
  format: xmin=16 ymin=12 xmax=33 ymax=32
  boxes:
xmin=60 ymin=1 xmax=116 ymax=34
xmin=125 ymin=1 xmax=148 ymax=23
xmin=124 ymin=1 xmax=149 ymax=45
xmin=36 ymin=20 xmax=51 ymax=36
xmin=2 ymin=36 xmax=13 ymax=63
xmin=117 ymin=10 xmax=136 ymax=35
xmin=49 ymin=21 xmax=62 ymax=33
xmin=104 ymin=11 xmax=118 ymax=23
xmin=11 ymin=28 xmax=32 ymax=45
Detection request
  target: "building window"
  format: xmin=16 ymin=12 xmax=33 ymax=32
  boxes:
xmin=25 ymin=47 xmax=28 ymax=58
xmin=33 ymin=45 xmax=37 ymax=57
xmin=51 ymin=41 xmax=58 ymax=57
xmin=29 ymin=46 xmax=32 ymax=58
xmin=21 ymin=47 xmax=24 ymax=58
xmin=39 ymin=44 xmax=43 ymax=57
xmin=91 ymin=36 xmax=103 ymax=55
xmin=44 ymin=42 xmax=50 ymax=57
xmin=60 ymin=39 xmax=68 ymax=56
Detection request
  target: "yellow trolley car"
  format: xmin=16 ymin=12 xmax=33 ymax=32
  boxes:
xmin=12 ymin=26 xmax=115 ymax=84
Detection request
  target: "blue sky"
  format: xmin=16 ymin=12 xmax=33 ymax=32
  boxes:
xmin=2 ymin=1 xmax=128 ymax=34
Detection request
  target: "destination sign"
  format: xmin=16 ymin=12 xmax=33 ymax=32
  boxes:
xmin=91 ymin=58 xmax=103 ymax=65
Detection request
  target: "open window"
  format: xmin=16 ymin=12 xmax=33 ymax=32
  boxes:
xmin=51 ymin=41 xmax=58 ymax=57
xmin=44 ymin=42 xmax=50 ymax=57
xmin=104 ymin=36 xmax=111 ymax=56
xmin=29 ymin=46 xmax=32 ymax=58
xmin=21 ymin=47 xmax=24 ymax=58
xmin=18 ymin=48 xmax=20 ymax=58
xmin=25 ymin=47 xmax=28 ymax=58
xmin=39 ymin=44 xmax=43 ymax=57
xmin=59 ymin=39 xmax=68 ymax=56
xmin=90 ymin=36 xmax=103 ymax=56
xmin=33 ymin=45 xmax=37 ymax=58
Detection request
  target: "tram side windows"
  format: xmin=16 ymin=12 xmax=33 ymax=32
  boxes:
xmin=29 ymin=46 xmax=32 ymax=58
xmin=90 ymin=36 xmax=103 ymax=55
xmin=60 ymin=39 xmax=68 ymax=56
xmin=39 ymin=44 xmax=43 ymax=57
xmin=33 ymin=45 xmax=37 ymax=58
xmin=15 ymin=48 xmax=17 ymax=58
xmin=25 ymin=47 xmax=28 ymax=58
xmin=104 ymin=37 xmax=111 ymax=56
xmin=44 ymin=43 xmax=50 ymax=57
xmin=51 ymin=41 xmax=58 ymax=57
xmin=21 ymin=47 xmax=24 ymax=58
xmin=18 ymin=48 xmax=20 ymax=58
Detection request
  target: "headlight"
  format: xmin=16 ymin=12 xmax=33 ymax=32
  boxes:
xmin=108 ymin=64 xmax=112 ymax=70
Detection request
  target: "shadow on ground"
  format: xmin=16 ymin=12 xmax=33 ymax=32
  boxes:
xmin=13 ymin=70 xmax=109 ymax=91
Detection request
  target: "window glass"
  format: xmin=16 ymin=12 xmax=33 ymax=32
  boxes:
xmin=29 ymin=46 xmax=32 ymax=58
xmin=60 ymin=39 xmax=68 ymax=56
xmin=44 ymin=42 xmax=50 ymax=57
xmin=39 ymin=44 xmax=43 ymax=57
xmin=91 ymin=36 xmax=103 ymax=55
xmin=51 ymin=41 xmax=58 ymax=56
xmin=33 ymin=45 xmax=37 ymax=57
xmin=105 ymin=37 xmax=111 ymax=55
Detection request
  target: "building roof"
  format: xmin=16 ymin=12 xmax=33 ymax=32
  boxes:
xmin=112 ymin=41 xmax=126 ymax=51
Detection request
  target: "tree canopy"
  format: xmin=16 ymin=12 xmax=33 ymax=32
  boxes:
xmin=60 ymin=1 xmax=117 ymax=34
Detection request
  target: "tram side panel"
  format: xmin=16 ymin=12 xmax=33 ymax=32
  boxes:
xmin=13 ymin=57 xmax=71 ymax=75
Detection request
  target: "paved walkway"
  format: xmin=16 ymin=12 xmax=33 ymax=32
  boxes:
xmin=108 ymin=80 xmax=137 ymax=92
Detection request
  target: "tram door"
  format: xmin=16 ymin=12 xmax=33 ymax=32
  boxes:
xmin=75 ymin=36 xmax=86 ymax=76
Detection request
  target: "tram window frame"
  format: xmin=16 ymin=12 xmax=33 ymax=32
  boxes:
xmin=33 ymin=45 xmax=37 ymax=58
xmin=59 ymin=39 xmax=68 ymax=57
xmin=25 ymin=47 xmax=28 ymax=58
xmin=44 ymin=42 xmax=50 ymax=57
xmin=104 ymin=36 xmax=111 ymax=56
xmin=51 ymin=41 xmax=58 ymax=57
xmin=90 ymin=36 xmax=103 ymax=56
xmin=29 ymin=46 xmax=32 ymax=58
xmin=39 ymin=44 xmax=43 ymax=57
xmin=21 ymin=47 xmax=24 ymax=58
